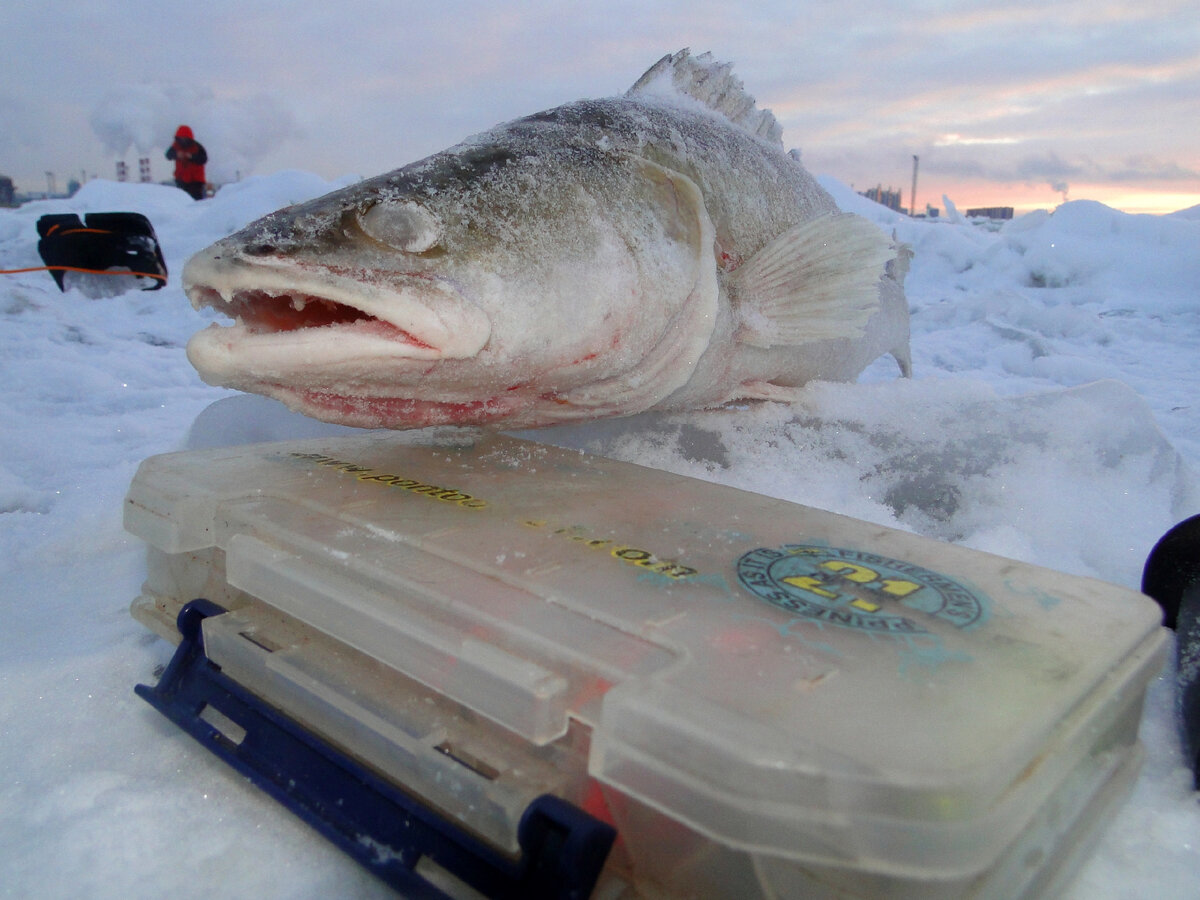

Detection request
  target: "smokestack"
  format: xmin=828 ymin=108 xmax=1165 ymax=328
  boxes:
xmin=910 ymin=155 xmax=919 ymax=217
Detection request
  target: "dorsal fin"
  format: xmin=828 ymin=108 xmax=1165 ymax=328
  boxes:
xmin=627 ymin=49 xmax=784 ymax=147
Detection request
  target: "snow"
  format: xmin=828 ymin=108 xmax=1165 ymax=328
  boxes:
xmin=2 ymin=171 xmax=1199 ymax=897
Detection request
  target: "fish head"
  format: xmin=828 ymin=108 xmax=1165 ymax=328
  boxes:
xmin=185 ymin=135 xmax=717 ymax=429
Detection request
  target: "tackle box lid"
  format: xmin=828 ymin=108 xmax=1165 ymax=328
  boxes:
xmin=125 ymin=431 xmax=1166 ymax=877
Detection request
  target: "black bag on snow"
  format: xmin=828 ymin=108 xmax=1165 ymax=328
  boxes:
xmin=36 ymin=212 xmax=168 ymax=292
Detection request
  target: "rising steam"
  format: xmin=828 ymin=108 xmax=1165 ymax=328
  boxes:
xmin=89 ymin=85 xmax=301 ymax=183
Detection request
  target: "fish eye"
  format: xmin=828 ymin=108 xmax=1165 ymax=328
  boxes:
xmin=358 ymin=200 xmax=442 ymax=253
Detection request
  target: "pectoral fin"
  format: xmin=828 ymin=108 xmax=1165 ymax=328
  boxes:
xmin=733 ymin=212 xmax=896 ymax=348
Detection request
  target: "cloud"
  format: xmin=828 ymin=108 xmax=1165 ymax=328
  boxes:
xmin=3 ymin=1 xmax=1196 ymax=208
xmin=1106 ymin=155 xmax=1200 ymax=183
xmin=198 ymin=95 xmax=305 ymax=183
xmin=89 ymin=85 xmax=190 ymax=158
xmin=934 ymin=134 xmax=1021 ymax=147
xmin=88 ymin=85 xmax=301 ymax=183
xmin=924 ymin=150 xmax=1075 ymax=197
xmin=1013 ymin=152 xmax=1083 ymax=195
xmin=913 ymin=146 xmax=1200 ymax=205
xmin=0 ymin=93 xmax=40 ymax=159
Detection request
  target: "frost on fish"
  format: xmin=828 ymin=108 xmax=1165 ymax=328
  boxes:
xmin=183 ymin=49 xmax=911 ymax=429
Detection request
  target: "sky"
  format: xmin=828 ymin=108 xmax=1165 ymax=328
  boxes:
xmin=2 ymin=0 xmax=1198 ymax=215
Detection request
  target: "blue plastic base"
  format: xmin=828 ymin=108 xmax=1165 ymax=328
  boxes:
xmin=135 ymin=599 xmax=616 ymax=899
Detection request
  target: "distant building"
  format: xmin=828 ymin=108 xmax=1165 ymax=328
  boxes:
xmin=859 ymin=184 xmax=903 ymax=212
xmin=966 ymin=207 xmax=1014 ymax=220
xmin=0 ymin=175 xmax=14 ymax=207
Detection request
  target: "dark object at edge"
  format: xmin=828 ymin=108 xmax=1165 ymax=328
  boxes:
xmin=1141 ymin=513 xmax=1200 ymax=788
xmin=36 ymin=212 xmax=167 ymax=291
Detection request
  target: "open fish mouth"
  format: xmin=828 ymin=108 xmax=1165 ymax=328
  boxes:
xmin=182 ymin=250 xmax=492 ymax=377
xmin=186 ymin=275 xmax=527 ymax=426
xmin=188 ymin=285 xmax=440 ymax=352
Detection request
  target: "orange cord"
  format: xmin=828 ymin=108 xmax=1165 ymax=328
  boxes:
xmin=0 ymin=264 xmax=167 ymax=282
xmin=46 ymin=226 xmax=116 ymax=237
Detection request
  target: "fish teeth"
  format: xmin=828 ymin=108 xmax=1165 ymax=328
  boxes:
xmin=291 ymin=297 xmax=307 ymax=311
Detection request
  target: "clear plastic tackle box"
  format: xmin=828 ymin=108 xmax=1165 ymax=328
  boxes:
xmin=125 ymin=432 xmax=1167 ymax=899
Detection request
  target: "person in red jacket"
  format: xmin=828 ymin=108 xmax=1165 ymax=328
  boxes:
xmin=165 ymin=125 xmax=208 ymax=200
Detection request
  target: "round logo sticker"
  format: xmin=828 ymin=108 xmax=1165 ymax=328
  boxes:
xmin=736 ymin=544 xmax=987 ymax=636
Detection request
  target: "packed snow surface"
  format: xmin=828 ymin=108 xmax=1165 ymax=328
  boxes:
xmin=1 ymin=172 xmax=1198 ymax=897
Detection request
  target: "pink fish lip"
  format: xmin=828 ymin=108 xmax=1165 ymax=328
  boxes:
xmin=277 ymin=384 xmax=532 ymax=429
